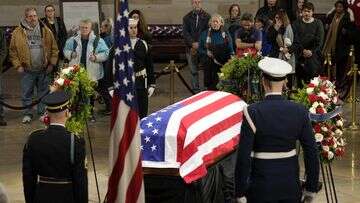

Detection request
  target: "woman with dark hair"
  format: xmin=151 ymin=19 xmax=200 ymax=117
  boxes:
xmin=224 ymin=4 xmax=241 ymax=50
xmin=254 ymin=16 xmax=272 ymax=56
xmin=267 ymin=10 xmax=296 ymax=88
xmin=199 ymin=14 xmax=234 ymax=90
xmin=323 ymin=0 xmax=353 ymax=100
xmin=100 ymin=18 xmax=113 ymax=47
xmin=129 ymin=9 xmax=152 ymax=44
xmin=294 ymin=0 xmax=307 ymax=21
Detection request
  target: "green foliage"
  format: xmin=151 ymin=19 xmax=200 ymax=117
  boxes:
xmin=61 ymin=67 xmax=95 ymax=135
xmin=217 ymin=55 xmax=262 ymax=101
xmin=291 ymin=87 xmax=311 ymax=109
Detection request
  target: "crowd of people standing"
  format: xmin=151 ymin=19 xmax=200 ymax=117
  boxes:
xmin=0 ymin=0 xmax=358 ymax=202
xmin=183 ymin=0 xmax=358 ymax=102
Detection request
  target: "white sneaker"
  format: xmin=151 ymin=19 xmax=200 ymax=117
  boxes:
xmin=22 ymin=115 xmax=32 ymax=124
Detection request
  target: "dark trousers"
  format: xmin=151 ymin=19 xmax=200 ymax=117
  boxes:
xmin=295 ymin=63 xmax=317 ymax=88
xmin=335 ymin=57 xmax=352 ymax=100
xmin=34 ymin=183 xmax=75 ymax=203
xmin=136 ymin=88 xmax=148 ymax=119
xmin=89 ymin=80 xmax=112 ymax=113
xmin=286 ymin=73 xmax=296 ymax=90
xmin=204 ymin=59 xmax=221 ymax=90
xmin=97 ymin=78 xmax=112 ymax=111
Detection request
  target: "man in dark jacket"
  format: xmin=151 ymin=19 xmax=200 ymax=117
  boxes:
xmin=41 ymin=4 xmax=67 ymax=77
xmin=183 ymin=0 xmax=210 ymax=93
xmin=22 ymin=91 xmax=88 ymax=203
xmin=291 ymin=2 xmax=324 ymax=87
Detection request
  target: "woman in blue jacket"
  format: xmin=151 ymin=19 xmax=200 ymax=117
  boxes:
xmin=199 ymin=14 xmax=234 ymax=90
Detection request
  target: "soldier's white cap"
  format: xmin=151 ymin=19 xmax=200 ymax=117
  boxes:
xmin=129 ymin=18 xmax=138 ymax=26
xmin=258 ymin=57 xmax=292 ymax=81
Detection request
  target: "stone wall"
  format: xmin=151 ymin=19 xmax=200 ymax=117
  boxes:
xmin=0 ymin=0 xmax=337 ymax=26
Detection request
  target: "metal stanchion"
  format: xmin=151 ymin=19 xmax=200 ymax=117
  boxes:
xmin=347 ymin=46 xmax=355 ymax=103
xmin=169 ymin=60 xmax=175 ymax=104
xmin=325 ymin=53 xmax=333 ymax=80
xmin=347 ymin=63 xmax=359 ymax=130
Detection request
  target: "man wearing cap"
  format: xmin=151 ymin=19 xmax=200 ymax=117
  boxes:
xmin=235 ymin=57 xmax=320 ymax=203
xmin=22 ymin=91 xmax=88 ymax=203
xmin=128 ymin=18 xmax=156 ymax=119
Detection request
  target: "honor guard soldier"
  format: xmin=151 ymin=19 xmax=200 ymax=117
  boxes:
xmin=128 ymin=18 xmax=156 ymax=119
xmin=22 ymin=91 xmax=88 ymax=203
xmin=235 ymin=57 xmax=320 ymax=203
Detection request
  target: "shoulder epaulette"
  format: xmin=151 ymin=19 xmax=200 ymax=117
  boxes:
xmin=29 ymin=128 xmax=45 ymax=136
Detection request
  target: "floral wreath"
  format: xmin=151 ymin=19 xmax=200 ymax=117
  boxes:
xmin=46 ymin=64 xmax=96 ymax=135
xmin=217 ymin=53 xmax=262 ymax=102
xmin=293 ymin=76 xmax=346 ymax=163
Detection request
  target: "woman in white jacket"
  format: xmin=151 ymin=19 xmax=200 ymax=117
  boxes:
xmin=63 ymin=19 xmax=109 ymax=121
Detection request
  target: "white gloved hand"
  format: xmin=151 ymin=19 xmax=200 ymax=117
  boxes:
xmin=236 ymin=197 xmax=247 ymax=203
xmin=148 ymin=87 xmax=155 ymax=97
xmin=301 ymin=190 xmax=316 ymax=203
xmin=109 ymin=89 xmax=114 ymax=98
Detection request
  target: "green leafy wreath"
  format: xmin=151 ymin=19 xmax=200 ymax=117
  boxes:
xmin=51 ymin=65 xmax=96 ymax=135
xmin=217 ymin=54 xmax=262 ymax=101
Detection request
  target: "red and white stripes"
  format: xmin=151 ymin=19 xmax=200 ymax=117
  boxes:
xmin=107 ymin=98 xmax=145 ymax=203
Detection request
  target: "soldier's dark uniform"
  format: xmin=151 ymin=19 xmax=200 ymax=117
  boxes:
xmin=131 ymin=38 xmax=155 ymax=119
xmin=235 ymin=57 xmax=320 ymax=203
xmin=22 ymin=92 xmax=88 ymax=203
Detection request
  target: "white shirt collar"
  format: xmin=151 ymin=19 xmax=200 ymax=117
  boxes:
xmin=50 ymin=123 xmax=66 ymax=127
xmin=265 ymin=92 xmax=282 ymax=97
xmin=130 ymin=38 xmax=138 ymax=49
xmin=302 ymin=17 xmax=315 ymax=23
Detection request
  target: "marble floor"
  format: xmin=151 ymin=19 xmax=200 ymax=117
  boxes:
xmin=0 ymin=66 xmax=359 ymax=203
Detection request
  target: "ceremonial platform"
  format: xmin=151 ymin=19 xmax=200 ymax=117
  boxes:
xmin=0 ymin=64 xmax=360 ymax=202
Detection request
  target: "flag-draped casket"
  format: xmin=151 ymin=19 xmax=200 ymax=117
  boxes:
xmin=140 ymin=91 xmax=247 ymax=183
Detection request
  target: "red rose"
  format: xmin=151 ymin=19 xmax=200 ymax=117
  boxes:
xmin=313 ymin=124 xmax=321 ymax=133
xmin=308 ymin=83 xmax=316 ymax=88
xmin=321 ymin=150 xmax=329 ymax=159
xmin=308 ymin=94 xmax=318 ymax=103
xmin=327 ymin=138 xmax=335 ymax=146
xmin=64 ymin=79 xmax=71 ymax=86
xmin=335 ymin=148 xmax=345 ymax=156
xmin=316 ymin=107 xmax=325 ymax=114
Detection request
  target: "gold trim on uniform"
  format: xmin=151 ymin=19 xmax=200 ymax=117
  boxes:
xmin=46 ymin=101 xmax=70 ymax=110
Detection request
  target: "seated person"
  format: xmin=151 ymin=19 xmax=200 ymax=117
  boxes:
xmin=235 ymin=13 xmax=262 ymax=57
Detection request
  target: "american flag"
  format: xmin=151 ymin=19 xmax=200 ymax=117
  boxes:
xmin=141 ymin=91 xmax=247 ymax=183
xmin=106 ymin=0 xmax=145 ymax=202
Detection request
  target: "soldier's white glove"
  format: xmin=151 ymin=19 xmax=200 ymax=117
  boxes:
xmin=148 ymin=86 xmax=155 ymax=97
xmin=301 ymin=190 xmax=316 ymax=203
xmin=236 ymin=197 xmax=247 ymax=203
